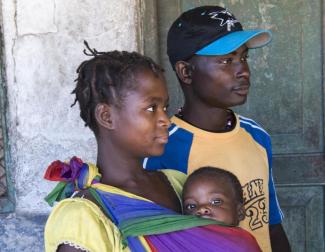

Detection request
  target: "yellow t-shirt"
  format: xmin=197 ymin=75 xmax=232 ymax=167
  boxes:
xmin=44 ymin=169 xmax=186 ymax=252
xmin=144 ymin=115 xmax=281 ymax=252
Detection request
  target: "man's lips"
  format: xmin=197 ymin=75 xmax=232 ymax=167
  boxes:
xmin=232 ymin=85 xmax=250 ymax=96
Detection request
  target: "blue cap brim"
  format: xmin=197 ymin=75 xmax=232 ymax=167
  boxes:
xmin=195 ymin=30 xmax=272 ymax=56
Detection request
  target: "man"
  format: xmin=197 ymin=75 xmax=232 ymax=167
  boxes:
xmin=144 ymin=5 xmax=290 ymax=252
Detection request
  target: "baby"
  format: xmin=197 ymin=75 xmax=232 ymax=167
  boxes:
xmin=182 ymin=166 xmax=245 ymax=226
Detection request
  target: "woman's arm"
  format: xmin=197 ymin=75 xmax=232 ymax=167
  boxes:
xmin=45 ymin=198 xmax=120 ymax=252
xmin=269 ymin=223 xmax=291 ymax=252
xmin=57 ymin=244 xmax=87 ymax=252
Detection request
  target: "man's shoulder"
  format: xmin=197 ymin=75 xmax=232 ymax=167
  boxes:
xmin=170 ymin=113 xmax=270 ymax=138
xmin=237 ymin=114 xmax=270 ymax=137
xmin=168 ymin=122 xmax=194 ymax=140
xmin=144 ymin=123 xmax=194 ymax=173
xmin=237 ymin=114 xmax=272 ymax=152
xmin=169 ymin=115 xmax=205 ymax=137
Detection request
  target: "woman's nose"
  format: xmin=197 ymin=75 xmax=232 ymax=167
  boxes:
xmin=158 ymin=110 xmax=171 ymax=128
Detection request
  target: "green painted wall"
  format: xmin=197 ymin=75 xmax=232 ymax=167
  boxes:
xmin=142 ymin=0 xmax=325 ymax=250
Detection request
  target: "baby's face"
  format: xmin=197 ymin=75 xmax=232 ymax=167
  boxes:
xmin=182 ymin=176 xmax=240 ymax=225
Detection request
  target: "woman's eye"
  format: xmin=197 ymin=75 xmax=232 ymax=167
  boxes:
xmin=163 ymin=105 xmax=169 ymax=112
xmin=147 ymin=105 xmax=156 ymax=112
xmin=211 ymin=199 xmax=222 ymax=205
xmin=186 ymin=204 xmax=196 ymax=210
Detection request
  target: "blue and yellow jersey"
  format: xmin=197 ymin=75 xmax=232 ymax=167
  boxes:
xmin=144 ymin=114 xmax=283 ymax=252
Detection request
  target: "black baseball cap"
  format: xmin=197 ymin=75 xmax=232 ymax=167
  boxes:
xmin=167 ymin=6 xmax=272 ymax=69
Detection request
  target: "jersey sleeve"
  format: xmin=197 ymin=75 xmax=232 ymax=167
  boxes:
xmin=44 ymin=198 xmax=127 ymax=252
xmin=268 ymin=166 xmax=284 ymax=224
xmin=262 ymin=131 xmax=283 ymax=224
xmin=239 ymin=116 xmax=283 ymax=224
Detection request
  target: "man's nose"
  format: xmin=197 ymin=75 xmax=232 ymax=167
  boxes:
xmin=234 ymin=61 xmax=250 ymax=80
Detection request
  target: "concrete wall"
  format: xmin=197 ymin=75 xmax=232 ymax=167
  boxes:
xmin=0 ymin=0 xmax=139 ymax=250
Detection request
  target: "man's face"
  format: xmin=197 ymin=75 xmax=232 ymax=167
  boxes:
xmin=188 ymin=45 xmax=250 ymax=109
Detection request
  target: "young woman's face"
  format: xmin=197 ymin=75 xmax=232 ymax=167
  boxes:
xmin=188 ymin=45 xmax=250 ymax=109
xmin=182 ymin=176 xmax=240 ymax=225
xmin=111 ymin=69 xmax=170 ymax=158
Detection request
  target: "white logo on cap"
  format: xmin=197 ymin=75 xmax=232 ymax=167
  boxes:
xmin=208 ymin=10 xmax=239 ymax=31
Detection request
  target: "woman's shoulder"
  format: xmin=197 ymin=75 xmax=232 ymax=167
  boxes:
xmin=45 ymin=198 xmax=128 ymax=252
xmin=47 ymin=197 xmax=107 ymax=223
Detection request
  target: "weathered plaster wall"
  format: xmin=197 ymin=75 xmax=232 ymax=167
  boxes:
xmin=0 ymin=0 xmax=139 ymax=250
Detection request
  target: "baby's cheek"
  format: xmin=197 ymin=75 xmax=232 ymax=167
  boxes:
xmin=183 ymin=208 xmax=193 ymax=215
xmin=183 ymin=209 xmax=189 ymax=215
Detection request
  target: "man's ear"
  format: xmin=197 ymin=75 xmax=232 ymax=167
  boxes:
xmin=175 ymin=61 xmax=194 ymax=85
xmin=95 ymin=103 xmax=115 ymax=130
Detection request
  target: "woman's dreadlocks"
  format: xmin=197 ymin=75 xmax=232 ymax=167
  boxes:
xmin=71 ymin=41 xmax=164 ymax=134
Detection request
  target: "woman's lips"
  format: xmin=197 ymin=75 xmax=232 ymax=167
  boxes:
xmin=155 ymin=135 xmax=168 ymax=144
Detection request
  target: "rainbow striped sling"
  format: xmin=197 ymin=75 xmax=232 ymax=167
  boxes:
xmin=44 ymin=157 xmax=261 ymax=252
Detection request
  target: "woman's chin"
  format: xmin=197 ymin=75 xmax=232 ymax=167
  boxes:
xmin=147 ymin=146 xmax=165 ymax=157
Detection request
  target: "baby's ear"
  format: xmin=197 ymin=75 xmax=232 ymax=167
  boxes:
xmin=175 ymin=61 xmax=194 ymax=85
xmin=95 ymin=103 xmax=115 ymax=130
xmin=237 ymin=203 xmax=245 ymax=222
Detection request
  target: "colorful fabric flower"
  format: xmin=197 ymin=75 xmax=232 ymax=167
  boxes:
xmin=44 ymin=156 xmax=83 ymax=182
xmin=44 ymin=156 xmax=84 ymax=206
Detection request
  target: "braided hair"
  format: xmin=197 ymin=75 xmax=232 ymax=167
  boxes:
xmin=183 ymin=166 xmax=244 ymax=205
xmin=72 ymin=41 xmax=164 ymax=134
